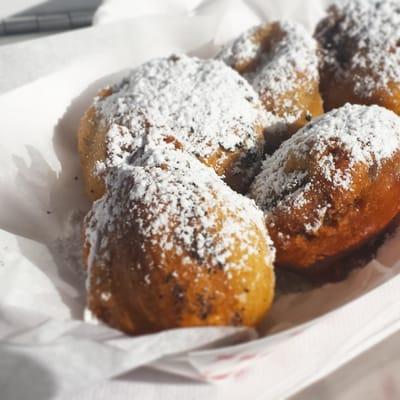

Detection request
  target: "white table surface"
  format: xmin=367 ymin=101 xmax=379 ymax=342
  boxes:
xmin=1 ymin=8 xmax=400 ymax=400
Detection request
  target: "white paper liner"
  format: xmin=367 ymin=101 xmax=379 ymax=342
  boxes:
xmin=1 ymin=0 xmax=400 ymax=398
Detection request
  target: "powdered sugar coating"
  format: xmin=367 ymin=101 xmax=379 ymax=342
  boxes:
xmin=85 ymin=147 xmax=275 ymax=288
xmin=250 ymin=104 xmax=400 ymax=232
xmin=216 ymin=21 xmax=319 ymax=127
xmin=216 ymin=24 xmax=262 ymax=70
xmin=93 ymin=54 xmax=267 ymax=175
xmin=316 ymin=0 xmax=400 ymax=97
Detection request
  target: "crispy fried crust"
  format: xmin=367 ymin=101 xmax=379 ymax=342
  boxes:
xmin=317 ymin=66 xmax=400 ymax=115
xmin=78 ymin=103 xmax=265 ymax=200
xmin=245 ymin=23 xmax=323 ymax=148
xmin=83 ymin=152 xmax=275 ymax=334
xmin=217 ymin=21 xmax=324 ymax=152
xmin=77 ymin=88 xmax=112 ymax=200
xmin=315 ymin=0 xmax=400 ymax=114
xmin=250 ymin=104 xmax=400 ymax=272
xmin=268 ymin=154 xmax=400 ymax=270
xmin=84 ymin=221 xmax=275 ymax=334
xmin=77 ymin=56 xmax=266 ymax=201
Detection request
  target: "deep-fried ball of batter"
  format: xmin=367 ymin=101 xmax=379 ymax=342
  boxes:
xmin=83 ymin=147 xmax=275 ymax=334
xmin=250 ymin=104 xmax=400 ymax=271
xmin=315 ymin=0 xmax=400 ymax=114
xmin=78 ymin=54 xmax=267 ymax=200
xmin=217 ymin=21 xmax=323 ymax=152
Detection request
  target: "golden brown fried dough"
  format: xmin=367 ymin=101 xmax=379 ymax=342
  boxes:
xmin=217 ymin=21 xmax=323 ymax=152
xmin=78 ymin=88 xmax=112 ymax=200
xmin=315 ymin=0 xmax=400 ymax=114
xmin=249 ymin=104 xmax=400 ymax=271
xmin=83 ymin=148 xmax=275 ymax=334
xmin=78 ymin=54 xmax=267 ymax=200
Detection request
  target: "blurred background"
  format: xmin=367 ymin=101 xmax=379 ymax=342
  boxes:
xmin=0 ymin=0 xmax=101 ymax=44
